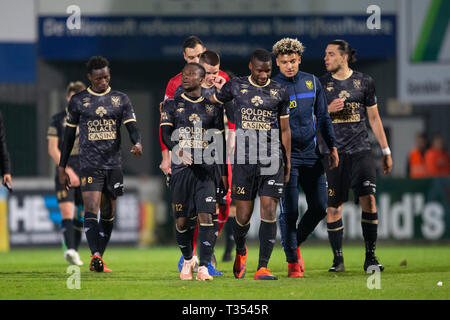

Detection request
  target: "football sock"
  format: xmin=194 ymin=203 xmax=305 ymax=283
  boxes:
xmin=258 ymin=220 xmax=277 ymax=269
xmin=187 ymin=216 xmax=197 ymax=254
xmin=198 ymin=223 xmax=215 ymax=267
xmin=61 ymin=219 xmax=75 ymax=250
xmin=327 ymin=219 xmax=344 ymax=260
xmin=233 ymin=218 xmax=250 ymax=256
xmin=361 ymin=211 xmax=378 ymax=256
xmin=84 ymin=212 xmax=100 ymax=255
xmin=224 ymin=216 xmax=235 ymax=255
xmin=212 ymin=213 xmax=219 ymax=257
xmin=72 ymin=217 xmax=83 ymax=251
xmin=98 ymin=216 xmax=114 ymax=256
xmin=176 ymin=224 xmax=193 ymax=261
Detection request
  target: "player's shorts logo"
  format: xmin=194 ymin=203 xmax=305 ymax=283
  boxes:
xmin=81 ymin=177 xmax=86 ymax=187
xmin=305 ymin=80 xmax=314 ymax=90
xmin=95 ymin=106 xmax=107 ymax=117
xmin=111 ymin=96 xmax=121 ymax=107
xmin=251 ymin=96 xmax=263 ymax=106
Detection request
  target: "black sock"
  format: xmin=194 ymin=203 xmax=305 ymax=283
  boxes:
xmin=72 ymin=218 xmax=83 ymax=251
xmin=361 ymin=212 xmax=378 ymax=257
xmin=258 ymin=220 xmax=277 ymax=269
xmin=187 ymin=217 xmax=197 ymax=253
xmin=212 ymin=213 xmax=219 ymax=244
xmin=61 ymin=219 xmax=75 ymax=250
xmin=199 ymin=223 xmax=215 ymax=267
xmin=224 ymin=216 xmax=235 ymax=255
xmin=233 ymin=218 xmax=250 ymax=256
xmin=212 ymin=213 xmax=219 ymax=261
xmin=98 ymin=217 xmax=114 ymax=256
xmin=327 ymin=219 xmax=344 ymax=261
xmin=176 ymin=225 xmax=193 ymax=260
xmin=84 ymin=212 xmax=100 ymax=255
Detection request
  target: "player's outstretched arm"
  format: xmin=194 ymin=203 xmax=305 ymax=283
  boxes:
xmin=367 ymin=105 xmax=392 ymax=174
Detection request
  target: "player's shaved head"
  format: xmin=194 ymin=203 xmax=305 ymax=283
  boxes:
xmin=251 ymin=49 xmax=272 ymax=63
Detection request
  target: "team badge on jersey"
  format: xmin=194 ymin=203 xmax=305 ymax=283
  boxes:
xmin=176 ymin=107 xmax=185 ymax=113
xmin=338 ymin=90 xmax=350 ymax=101
xmin=205 ymin=104 xmax=215 ymax=115
xmin=161 ymin=112 xmax=169 ymax=121
xmin=111 ymin=96 xmax=121 ymax=107
xmin=251 ymin=96 xmax=263 ymax=106
xmin=305 ymin=80 xmax=314 ymax=90
xmin=240 ymin=89 xmax=248 ymax=94
xmin=96 ymin=106 xmax=107 ymax=117
xmin=353 ymin=79 xmax=361 ymax=89
xmin=189 ymin=113 xmax=200 ymax=124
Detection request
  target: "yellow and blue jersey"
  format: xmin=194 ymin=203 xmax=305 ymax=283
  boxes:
xmin=272 ymin=71 xmax=335 ymax=166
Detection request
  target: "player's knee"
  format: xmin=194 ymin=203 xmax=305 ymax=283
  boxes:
xmin=198 ymin=213 xmax=213 ymax=225
xmin=326 ymin=206 xmax=342 ymax=222
xmin=176 ymin=218 xmax=190 ymax=232
xmin=260 ymin=205 xmax=277 ymax=222
xmin=360 ymin=194 xmax=376 ymax=212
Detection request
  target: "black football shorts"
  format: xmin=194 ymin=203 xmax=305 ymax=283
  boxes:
xmin=231 ymin=159 xmax=285 ymax=201
xmin=170 ymin=166 xmax=216 ymax=218
xmin=80 ymin=168 xmax=124 ymax=199
xmin=323 ymin=150 xmax=377 ymax=207
xmin=55 ymin=174 xmax=83 ymax=205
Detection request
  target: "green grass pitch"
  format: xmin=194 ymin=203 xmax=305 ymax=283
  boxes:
xmin=0 ymin=244 xmax=448 ymax=300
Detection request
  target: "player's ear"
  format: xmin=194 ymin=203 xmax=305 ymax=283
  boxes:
xmin=298 ymin=55 xmax=302 ymax=65
xmin=275 ymin=57 xmax=280 ymax=67
xmin=248 ymin=60 xmax=253 ymax=72
xmin=87 ymin=73 xmax=92 ymax=82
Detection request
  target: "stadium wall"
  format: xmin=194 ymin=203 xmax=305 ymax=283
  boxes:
xmin=1 ymin=177 xmax=448 ymax=250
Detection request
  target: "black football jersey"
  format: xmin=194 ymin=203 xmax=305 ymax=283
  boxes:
xmin=214 ymin=76 xmax=290 ymax=163
xmin=66 ymin=87 xmax=137 ymax=170
xmin=319 ymin=71 xmax=377 ymax=154
xmin=160 ymin=92 xmax=225 ymax=175
xmin=47 ymin=109 xmax=80 ymax=169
